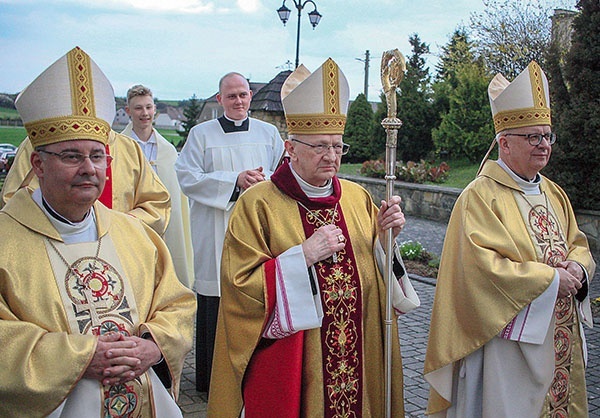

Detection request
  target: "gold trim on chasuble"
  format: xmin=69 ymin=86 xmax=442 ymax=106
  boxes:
xmin=45 ymin=236 xmax=150 ymax=418
xmin=299 ymin=204 xmax=363 ymax=417
xmin=285 ymin=60 xmax=346 ymax=135
xmin=493 ymin=63 xmax=551 ymax=133
xmin=513 ymin=193 xmax=585 ymax=417
xmin=25 ymin=47 xmax=110 ymax=146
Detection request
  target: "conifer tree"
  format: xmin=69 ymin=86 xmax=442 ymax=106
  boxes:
xmin=396 ymin=34 xmax=438 ymax=162
xmin=432 ymin=62 xmax=494 ymax=162
xmin=432 ymin=30 xmax=494 ymax=162
xmin=177 ymin=94 xmax=204 ymax=147
xmin=344 ymin=93 xmax=374 ymax=163
xmin=545 ymin=0 xmax=600 ymax=210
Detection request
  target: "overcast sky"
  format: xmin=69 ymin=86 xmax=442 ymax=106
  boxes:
xmin=0 ymin=0 xmax=576 ymax=102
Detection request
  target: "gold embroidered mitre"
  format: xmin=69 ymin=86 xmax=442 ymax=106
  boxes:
xmin=15 ymin=46 xmax=115 ymax=147
xmin=488 ymin=61 xmax=551 ymax=133
xmin=281 ymin=58 xmax=350 ymax=135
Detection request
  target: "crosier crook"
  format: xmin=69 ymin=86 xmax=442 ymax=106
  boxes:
xmin=380 ymin=48 xmax=405 ymax=418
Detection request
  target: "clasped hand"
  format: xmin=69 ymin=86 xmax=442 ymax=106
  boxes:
xmin=237 ymin=166 xmax=265 ymax=190
xmin=83 ymin=332 xmax=162 ymax=386
xmin=556 ymin=260 xmax=584 ymax=299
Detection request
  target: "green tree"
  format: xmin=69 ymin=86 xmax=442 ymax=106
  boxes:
xmin=432 ymin=61 xmax=494 ymax=162
xmin=470 ymin=0 xmax=572 ymax=79
xmin=545 ymin=0 xmax=600 ymax=210
xmin=435 ymin=28 xmax=476 ymax=82
xmin=432 ymin=28 xmax=476 ymax=120
xmin=398 ymin=34 xmax=438 ymax=161
xmin=177 ymin=94 xmax=203 ymax=147
xmin=344 ymin=93 xmax=374 ymax=163
xmin=373 ymin=34 xmax=437 ymax=162
xmin=372 ymin=95 xmax=388 ymax=159
xmin=432 ymin=29 xmax=494 ymax=162
xmin=0 ymin=94 xmax=16 ymax=109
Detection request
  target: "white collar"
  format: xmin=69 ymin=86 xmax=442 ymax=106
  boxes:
xmin=497 ymin=158 xmax=541 ymax=195
xmin=32 ymin=188 xmax=98 ymax=243
xmin=289 ymin=163 xmax=333 ymax=198
xmin=130 ymin=128 xmax=157 ymax=144
xmin=223 ymin=114 xmax=248 ymax=127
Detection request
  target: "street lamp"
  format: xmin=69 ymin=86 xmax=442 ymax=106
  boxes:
xmin=277 ymin=0 xmax=322 ymax=69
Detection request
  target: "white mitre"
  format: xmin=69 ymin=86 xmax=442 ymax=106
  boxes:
xmin=15 ymin=46 xmax=115 ymax=147
xmin=281 ymin=58 xmax=350 ymax=135
xmin=488 ymin=61 xmax=551 ymax=133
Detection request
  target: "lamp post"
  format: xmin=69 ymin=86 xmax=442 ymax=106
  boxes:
xmin=277 ymin=0 xmax=322 ymax=69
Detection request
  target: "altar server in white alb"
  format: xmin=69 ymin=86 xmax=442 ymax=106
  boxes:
xmin=175 ymin=71 xmax=285 ymax=392
xmin=122 ymin=84 xmax=194 ymax=288
xmin=424 ymin=61 xmax=595 ymax=417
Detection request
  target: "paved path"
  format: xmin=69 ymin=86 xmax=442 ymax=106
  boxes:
xmin=178 ymin=215 xmax=600 ymax=417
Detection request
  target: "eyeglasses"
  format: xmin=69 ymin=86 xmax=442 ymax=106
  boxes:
xmin=504 ymin=132 xmax=557 ymax=146
xmin=291 ymin=138 xmax=350 ymax=155
xmin=39 ymin=150 xmax=113 ymax=168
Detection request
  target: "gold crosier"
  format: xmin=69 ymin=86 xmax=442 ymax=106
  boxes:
xmin=380 ymin=49 xmax=406 ymax=418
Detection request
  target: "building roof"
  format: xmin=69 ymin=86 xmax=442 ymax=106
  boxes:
xmin=249 ymin=70 xmax=292 ymax=113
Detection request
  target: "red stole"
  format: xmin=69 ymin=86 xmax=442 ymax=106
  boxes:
xmin=99 ymin=145 xmax=112 ymax=208
xmin=243 ymin=161 xmax=364 ymax=417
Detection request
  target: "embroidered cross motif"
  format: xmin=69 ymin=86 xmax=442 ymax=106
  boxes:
xmin=75 ymin=286 xmax=111 ymax=328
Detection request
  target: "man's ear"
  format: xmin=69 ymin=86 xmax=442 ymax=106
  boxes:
xmin=125 ymin=106 xmax=131 ymax=117
xmin=497 ymin=134 xmax=510 ymax=154
xmin=30 ymin=151 xmax=44 ymax=178
xmin=284 ymin=140 xmax=297 ymax=160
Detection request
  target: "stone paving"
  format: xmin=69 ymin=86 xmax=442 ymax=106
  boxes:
xmin=177 ymin=215 xmax=600 ymax=417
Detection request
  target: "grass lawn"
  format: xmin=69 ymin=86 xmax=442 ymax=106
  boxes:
xmin=0 ymin=107 xmax=19 ymax=119
xmin=0 ymin=126 xmax=183 ymax=147
xmin=156 ymin=128 xmax=183 ymax=146
xmin=0 ymin=126 xmax=26 ymax=146
xmin=338 ymin=163 xmax=362 ymax=176
xmin=435 ymin=158 xmax=479 ymax=189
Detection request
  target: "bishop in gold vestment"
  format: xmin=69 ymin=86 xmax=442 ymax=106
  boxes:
xmin=0 ymin=46 xmax=196 ymax=418
xmin=425 ymin=62 xmax=595 ymax=418
xmin=208 ymin=58 xmax=419 ymax=418
xmin=0 ymin=189 xmax=196 ymax=417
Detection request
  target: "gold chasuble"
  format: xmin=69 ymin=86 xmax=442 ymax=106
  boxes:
xmin=424 ymin=161 xmax=595 ymax=417
xmin=0 ymin=189 xmax=195 ymax=418
xmin=209 ymin=160 xmax=405 ymax=418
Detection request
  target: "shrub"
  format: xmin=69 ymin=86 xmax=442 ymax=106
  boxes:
xmin=399 ymin=240 xmax=435 ymax=264
xmin=360 ymin=160 xmax=386 ymax=178
xmin=360 ymin=159 xmax=450 ymax=184
xmin=427 ymin=161 xmax=450 ymax=183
